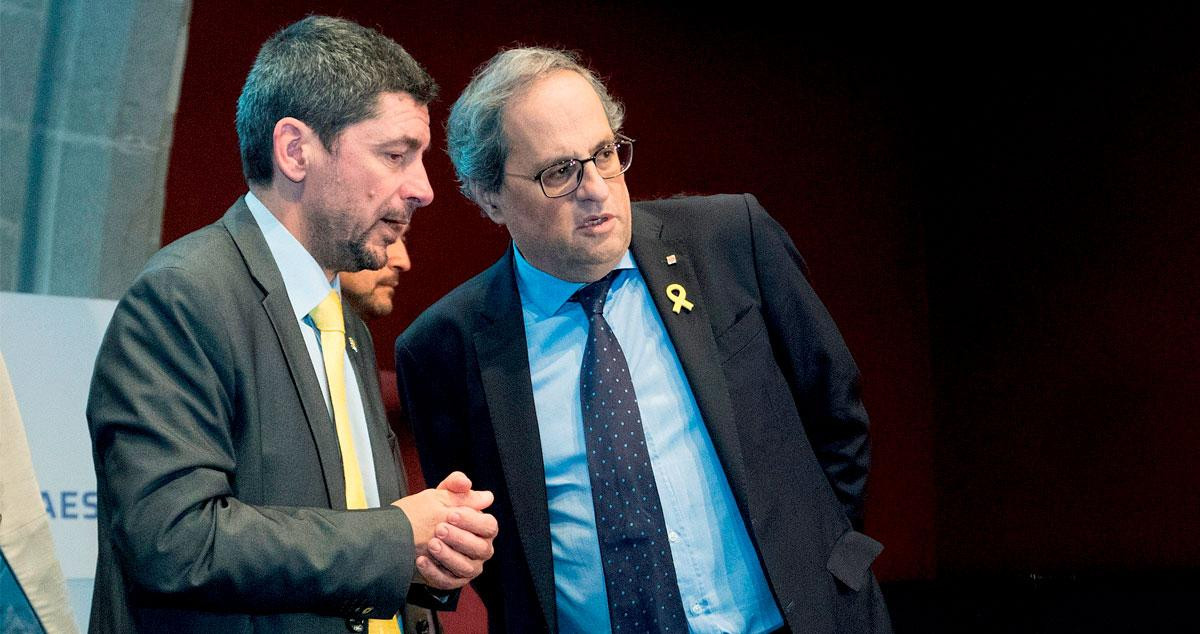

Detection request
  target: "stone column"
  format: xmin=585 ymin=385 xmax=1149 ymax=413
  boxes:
xmin=1 ymin=0 xmax=191 ymax=299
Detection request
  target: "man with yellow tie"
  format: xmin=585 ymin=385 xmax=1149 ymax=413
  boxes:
xmin=86 ymin=16 xmax=496 ymax=633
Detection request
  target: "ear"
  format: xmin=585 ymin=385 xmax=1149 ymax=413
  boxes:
xmin=272 ymin=117 xmax=316 ymax=183
xmin=471 ymin=184 xmax=505 ymax=225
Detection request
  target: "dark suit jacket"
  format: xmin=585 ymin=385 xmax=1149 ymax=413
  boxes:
xmin=87 ymin=198 xmax=434 ymax=633
xmin=396 ymin=194 xmax=892 ymax=633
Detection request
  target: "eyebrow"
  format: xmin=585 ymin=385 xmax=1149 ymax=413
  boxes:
xmin=377 ymin=135 xmax=426 ymax=153
xmin=539 ymin=136 xmax=617 ymax=168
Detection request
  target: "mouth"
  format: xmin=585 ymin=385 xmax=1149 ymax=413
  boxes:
xmin=578 ymin=213 xmax=613 ymax=230
xmin=381 ymin=205 xmax=414 ymax=226
xmin=375 ymin=217 xmax=408 ymax=242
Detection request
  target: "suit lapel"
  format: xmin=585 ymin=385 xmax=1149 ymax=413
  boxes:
xmin=223 ymin=198 xmax=346 ymax=508
xmin=473 ymin=250 xmax=557 ymax=633
xmin=346 ymin=315 xmax=402 ymax=502
xmin=629 ymin=207 xmax=753 ymax=516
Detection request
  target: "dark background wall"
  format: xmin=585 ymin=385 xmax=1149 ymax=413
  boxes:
xmin=920 ymin=20 xmax=1200 ymax=577
xmin=162 ymin=2 xmax=1199 ymax=628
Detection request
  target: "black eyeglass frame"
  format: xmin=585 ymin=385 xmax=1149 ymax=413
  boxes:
xmin=517 ymin=133 xmax=636 ymax=199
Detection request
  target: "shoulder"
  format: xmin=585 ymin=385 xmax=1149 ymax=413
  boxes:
xmin=139 ymin=205 xmax=248 ymax=281
xmin=134 ymin=198 xmax=264 ymax=292
xmin=406 ymin=259 xmax=501 ymax=331
xmin=633 ymin=193 xmax=775 ymax=248
xmin=633 ymin=193 xmax=776 ymax=267
xmin=634 ymin=192 xmax=763 ymax=226
xmin=398 ymin=253 xmax=513 ymax=354
xmin=124 ymin=221 xmax=224 ymax=292
xmin=92 ymin=226 xmax=243 ymax=407
xmin=105 ymin=214 xmax=255 ymax=358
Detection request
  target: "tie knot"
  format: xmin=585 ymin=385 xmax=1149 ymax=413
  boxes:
xmin=570 ymin=270 xmax=619 ymax=315
xmin=309 ymin=291 xmax=345 ymax=333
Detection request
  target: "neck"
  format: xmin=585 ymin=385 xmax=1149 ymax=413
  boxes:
xmin=249 ymin=183 xmax=336 ymax=283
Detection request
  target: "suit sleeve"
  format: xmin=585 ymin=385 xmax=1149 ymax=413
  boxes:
xmin=744 ymin=195 xmax=872 ymax=528
xmin=87 ymin=265 xmax=415 ymax=617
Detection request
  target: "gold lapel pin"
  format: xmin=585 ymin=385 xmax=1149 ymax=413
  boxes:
xmin=665 ymin=283 xmax=694 ymax=314
xmin=666 ymin=254 xmax=678 ymax=266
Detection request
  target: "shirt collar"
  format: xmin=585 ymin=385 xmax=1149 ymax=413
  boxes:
xmin=244 ymin=190 xmax=339 ymax=322
xmin=513 ymin=242 xmax=636 ymax=319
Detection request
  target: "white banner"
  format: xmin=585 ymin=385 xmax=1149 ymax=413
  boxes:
xmin=1 ymin=291 xmax=116 ymax=628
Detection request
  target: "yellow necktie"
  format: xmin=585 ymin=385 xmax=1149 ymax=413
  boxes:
xmin=310 ymin=292 xmax=402 ymax=634
xmin=309 ymin=291 xmax=368 ymax=510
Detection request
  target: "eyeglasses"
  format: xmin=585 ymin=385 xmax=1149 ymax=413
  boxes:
xmin=510 ymin=134 xmax=635 ymax=198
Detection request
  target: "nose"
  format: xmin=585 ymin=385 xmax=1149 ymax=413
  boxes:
xmin=388 ymin=239 xmax=412 ymax=273
xmin=401 ymin=157 xmax=435 ymax=210
xmin=573 ymin=160 xmax=610 ymax=203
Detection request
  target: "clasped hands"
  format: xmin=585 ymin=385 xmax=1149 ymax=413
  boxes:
xmin=392 ymin=471 xmax=497 ymax=590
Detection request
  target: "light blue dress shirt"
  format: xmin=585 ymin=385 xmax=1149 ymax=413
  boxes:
xmin=245 ymin=192 xmax=380 ymax=507
xmin=514 ymin=246 xmax=783 ymax=634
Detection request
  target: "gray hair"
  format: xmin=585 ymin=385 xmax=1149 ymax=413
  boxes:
xmin=236 ymin=15 xmax=438 ymax=186
xmin=446 ymin=47 xmax=624 ymax=200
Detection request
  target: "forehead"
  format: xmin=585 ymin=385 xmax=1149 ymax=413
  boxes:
xmin=342 ymin=91 xmax=432 ymax=147
xmin=502 ymin=71 xmax=612 ymax=164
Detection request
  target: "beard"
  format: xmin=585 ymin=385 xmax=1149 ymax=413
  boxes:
xmin=306 ymin=205 xmax=393 ymax=274
xmin=341 ymin=232 xmax=384 ymax=273
xmin=342 ymin=283 xmax=395 ymax=320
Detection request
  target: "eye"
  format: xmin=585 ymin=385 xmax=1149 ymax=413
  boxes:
xmin=540 ymin=160 xmax=577 ymax=187
xmin=385 ymin=152 xmax=406 ymax=164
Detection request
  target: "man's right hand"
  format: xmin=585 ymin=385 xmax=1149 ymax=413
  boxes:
xmin=391 ymin=471 xmax=497 ymax=590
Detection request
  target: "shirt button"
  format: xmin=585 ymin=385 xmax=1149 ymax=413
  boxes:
xmin=690 ymin=602 xmax=703 ymax=615
xmin=668 ymin=530 xmax=680 ymax=543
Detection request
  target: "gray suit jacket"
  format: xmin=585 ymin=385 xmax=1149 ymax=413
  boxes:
xmin=87 ymin=198 xmax=431 ymax=632
xmin=397 ymin=194 xmax=892 ymax=633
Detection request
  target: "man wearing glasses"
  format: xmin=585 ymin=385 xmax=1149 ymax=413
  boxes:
xmin=397 ymin=48 xmax=891 ymax=633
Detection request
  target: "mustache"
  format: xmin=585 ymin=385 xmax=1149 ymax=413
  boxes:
xmin=378 ymin=269 xmax=401 ymax=286
xmin=383 ymin=206 xmax=415 ymax=225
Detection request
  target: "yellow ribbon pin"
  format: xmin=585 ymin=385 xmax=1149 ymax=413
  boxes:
xmin=665 ymin=283 xmax=694 ymax=314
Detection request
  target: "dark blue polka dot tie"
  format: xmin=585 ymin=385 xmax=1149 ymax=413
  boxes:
xmin=571 ymin=271 xmax=690 ymax=633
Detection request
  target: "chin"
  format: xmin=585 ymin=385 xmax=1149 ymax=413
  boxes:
xmin=598 ymin=237 xmax=630 ymax=265
xmin=349 ymin=245 xmax=385 ymax=272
